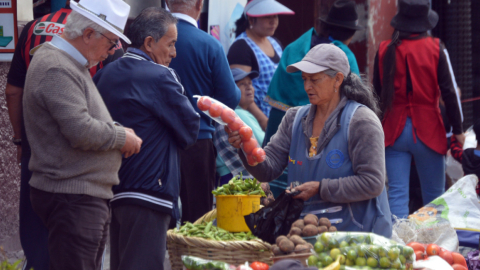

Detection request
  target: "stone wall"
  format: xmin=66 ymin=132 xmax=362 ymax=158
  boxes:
xmin=0 ymin=61 xmax=23 ymax=262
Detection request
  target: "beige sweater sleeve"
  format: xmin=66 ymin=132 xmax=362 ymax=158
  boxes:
xmin=38 ymin=67 xmax=126 ymax=151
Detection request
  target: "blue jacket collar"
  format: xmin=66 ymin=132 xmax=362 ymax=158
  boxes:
xmin=126 ymin=47 xmax=155 ymax=62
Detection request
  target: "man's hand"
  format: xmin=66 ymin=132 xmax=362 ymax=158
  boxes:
xmin=455 ymin=133 xmax=466 ymax=146
xmin=121 ymin=128 xmax=142 ymax=158
xmin=287 ymin=181 xmax=320 ymax=201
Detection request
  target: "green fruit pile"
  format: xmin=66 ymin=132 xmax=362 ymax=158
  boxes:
xmin=212 ymin=175 xmax=266 ymax=196
xmin=306 ymin=232 xmax=415 ymax=270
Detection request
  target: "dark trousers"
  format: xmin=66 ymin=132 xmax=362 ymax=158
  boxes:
xmin=179 ymin=138 xmax=216 ymax=223
xmin=30 ymin=187 xmax=110 ymax=270
xmin=110 ymin=205 xmax=171 ymax=270
xmin=20 ymin=138 xmax=49 ymax=270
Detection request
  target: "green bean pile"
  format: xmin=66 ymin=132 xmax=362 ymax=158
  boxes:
xmin=174 ymin=221 xmax=258 ymax=241
xmin=211 ymin=176 xmax=266 ymax=196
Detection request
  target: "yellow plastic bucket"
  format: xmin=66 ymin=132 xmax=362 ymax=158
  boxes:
xmin=216 ymin=195 xmax=261 ymax=232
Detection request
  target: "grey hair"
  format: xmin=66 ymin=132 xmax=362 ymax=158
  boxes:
xmin=64 ymin=10 xmax=108 ymax=40
xmin=166 ymin=0 xmax=197 ymax=12
xmin=324 ymin=69 xmax=381 ymax=117
xmin=127 ymin=7 xmax=177 ymax=49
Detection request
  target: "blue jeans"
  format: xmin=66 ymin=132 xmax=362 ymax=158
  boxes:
xmin=385 ymin=118 xmax=445 ymax=218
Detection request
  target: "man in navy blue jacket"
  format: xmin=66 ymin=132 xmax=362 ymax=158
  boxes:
xmin=93 ymin=8 xmax=200 ymax=270
xmin=167 ymin=0 xmax=241 ymax=223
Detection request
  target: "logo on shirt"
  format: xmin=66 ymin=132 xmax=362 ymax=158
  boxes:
xmin=326 ymin=149 xmax=344 ymax=169
xmin=34 ymin=22 xmax=65 ymax=36
xmin=289 ymin=156 xmax=303 ymax=166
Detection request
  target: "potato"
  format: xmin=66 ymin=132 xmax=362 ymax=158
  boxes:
xmin=302 ymin=224 xmax=318 ymax=236
xmin=294 ymin=244 xmax=311 ymax=254
xmin=318 ymin=217 xmax=331 ymax=228
xmin=278 ymin=239 xmax=295 ymax=253
xmin=289 ymin=235 xmax=307 ymax=246
xmin=328 ymin=225 xmax=337 ymax=232
xmin=317 ymin=225 xmax=328 ymax=234
xmin=276 ymin=235 xmax=288 ymax=246
xmin=303 ymin=214 xmax=318 ymax=226
xmin=289 ymin=227 xmax=302 ymax=236
xmin=272 ymin=246 xmax=283 ymax=256
xmin=291 ymin=219 xmax=305 ymax=230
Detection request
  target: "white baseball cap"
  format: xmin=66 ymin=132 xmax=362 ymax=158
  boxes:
xmin=70 ymin=0 xmax=131 ymax=44
xmin=287 ymin=43 xmax=350 ymax=76
xmin=244 ymin=0 xmax=295 ymax=17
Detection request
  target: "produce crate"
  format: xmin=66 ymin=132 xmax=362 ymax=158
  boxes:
xmin=167 ymin=210 xmax=273 ymax=270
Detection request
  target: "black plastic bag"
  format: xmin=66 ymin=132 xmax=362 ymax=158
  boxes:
xmin=244 ymin=191 xmax=304 ymax=244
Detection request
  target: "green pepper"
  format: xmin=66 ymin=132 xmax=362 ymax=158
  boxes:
xmin=204 ymin=221 xmax=212 ymax=234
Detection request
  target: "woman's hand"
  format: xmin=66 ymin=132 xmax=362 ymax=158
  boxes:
xmin=224 ymin=126 xmax=242 ymax=149
xmin=288 ymin=181 xmax=320 ymax=201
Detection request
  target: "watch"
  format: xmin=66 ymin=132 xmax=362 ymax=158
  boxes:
xmin=12 ymin=137 xmax=21 ymax=146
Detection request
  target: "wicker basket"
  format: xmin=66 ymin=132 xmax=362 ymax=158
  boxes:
xmin=167 ymin=210 xmax=273 ymax=270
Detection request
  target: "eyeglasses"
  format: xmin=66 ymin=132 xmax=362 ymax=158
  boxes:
xmin=97 ymin=31 xmax=119 ymax=51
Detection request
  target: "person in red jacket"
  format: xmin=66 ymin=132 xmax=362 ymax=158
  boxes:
xmin=373 ymin=0 xmax=465 ymax=218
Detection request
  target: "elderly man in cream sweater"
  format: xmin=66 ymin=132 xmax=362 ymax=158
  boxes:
xmin=22 ymin=0 xmax=142 ymax=269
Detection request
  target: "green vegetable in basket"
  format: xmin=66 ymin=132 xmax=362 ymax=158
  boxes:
xmin=175 ymin=221 xmax=258 ymax=242
xmin=212 ymin=175 xmax=266 ymax=196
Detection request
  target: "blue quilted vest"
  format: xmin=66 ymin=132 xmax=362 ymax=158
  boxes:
xmin=287 ymin=101 xmax=392 ymax=237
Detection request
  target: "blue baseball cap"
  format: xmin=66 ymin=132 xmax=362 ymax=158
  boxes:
xmin=231 ymin=68 xmax=259 ymax=82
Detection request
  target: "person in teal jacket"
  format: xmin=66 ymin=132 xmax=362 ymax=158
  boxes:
xmin=263 ymin=0 xmax=363 ymax=196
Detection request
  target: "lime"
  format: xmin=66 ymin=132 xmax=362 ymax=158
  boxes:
xmin=320 ymin=232 xmax=330 ymax=244
xmin=345 ymin=258 xmax=355 ymax=266
xmin=379 ymin=257 xmax=391 ymax=268
xmin=391 ymin=258 xmax=401 ymax=269
xmin=399 ymin=255 xmax=406 ymax=264
xmin=378 ymin=247 xmax=387 ymax=257
xmin=338 ymin=254 xmax=346 ymax=265
xmin=355 ymin=234 xmax=366 ymax=243
xmin=307 ymin=255 xmax=318 ymax=266
xmin=317 ymin=252 xmax=327 ymax=261
xmin=365 ymin=234 xmax=372 ymax=244
xmin=316 ymin=261 xmax=323 ymax=268
xmin=347 ymin=249 xmax=358 ymax=261
xmin=339 ymin=240 xmax=349 ymax=248
xmin=357 ymin=245 xmax=367 ymax=257
xmin=388 ymin=247 xmax=400 ymax=261
xmin=330 ymin=248 xmax=341 ymax=260
xmin=366 ymin=257 xmax=378 ymax=268
xmin=314 ymin=242 xmax=324 ymax=254
xmin=321 ymin=255 xmax=333 ymax=266
xmin=350 ymin=242 xmax=358 ymax=247
xmin=402 ymin=246 xmax=414 ymax=258
xmin=328 ymin=237 xmax=339 ymax=249
xmin=339 ymin=266 xmax=346 ymax=270
xmin=355 ymin=257 xmax=367 ymax=266
xmin=367 ymin=246 xmax=379 ymax=257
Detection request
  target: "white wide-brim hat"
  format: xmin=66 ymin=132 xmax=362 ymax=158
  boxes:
xmin=244 ymin=0 xmax=294 ymax=17
xmin=71 ymin=0 xmax=131 ymax=44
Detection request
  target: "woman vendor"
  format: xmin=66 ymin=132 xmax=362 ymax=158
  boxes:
xmin=226 ymin=44 xmax=392 ymax=237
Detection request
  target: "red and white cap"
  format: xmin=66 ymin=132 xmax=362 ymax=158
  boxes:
xmin=244 ymin=0 xmax=295 ymax=17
